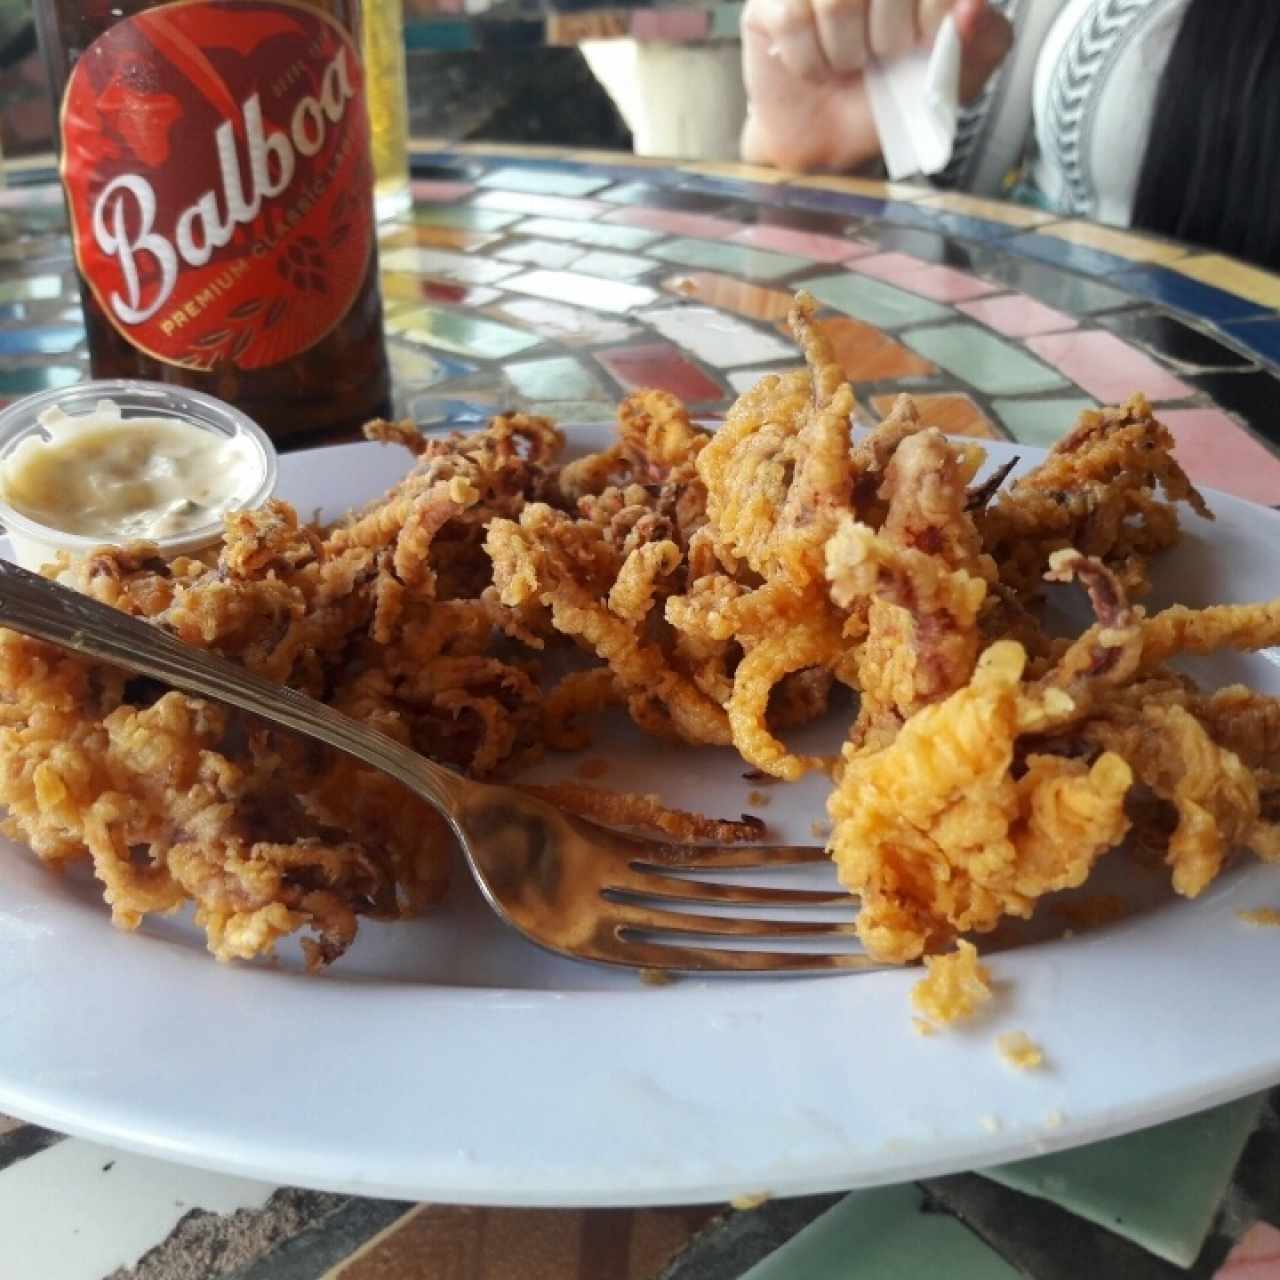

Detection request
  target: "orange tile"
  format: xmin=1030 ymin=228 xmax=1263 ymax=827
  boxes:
xmin=564 ymin=148 xmax=669 ymax=168
xmin=1174 ymin=254 xmax=1280 ymax=308
xmin=806 ymin=315 xmax=936 ymax=382
xmin=661 ymin=271 xmax=795 ymax=322
xmin=327 ymin=1204 xmax=719 ymax=1280
xmin=1038 ymin=220 xmax=1188 ymax=264
xmin=915 ymin=192 xmax=1054 ymax=228
xmin=870 ymin=391 xmax=1001 ymax=439
xmin=548 ymin=9 xmax=629 ymax=42
xmin=680 ymin=161 xmax=790 ymax=185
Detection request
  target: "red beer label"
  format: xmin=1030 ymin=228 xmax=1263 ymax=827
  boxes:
xmin=60 ymin=0 xmax=375 ymax=371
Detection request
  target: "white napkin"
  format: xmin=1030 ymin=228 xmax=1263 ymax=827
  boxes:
xmin=863 ymin=13 xmax=963 ymax=180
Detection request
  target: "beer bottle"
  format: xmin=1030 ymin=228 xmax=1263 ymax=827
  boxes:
xmin=35 ymin=0 xmax=392 ymax=444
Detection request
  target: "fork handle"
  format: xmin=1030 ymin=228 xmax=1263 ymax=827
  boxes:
xmin=0 ymin=558 xmax=465 ymax=818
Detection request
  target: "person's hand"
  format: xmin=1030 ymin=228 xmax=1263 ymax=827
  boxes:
xmin=741 ymin=0 xmax=1013 ymax=171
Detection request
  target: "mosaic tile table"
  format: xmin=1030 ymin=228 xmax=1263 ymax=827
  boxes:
xmin=1 ymin=147 xmax=1280 ymax=1278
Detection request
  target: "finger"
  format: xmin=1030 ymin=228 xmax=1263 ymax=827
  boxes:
xmin=812 ymin=0 xmax=869 ymax=74
xmin=750 ymin=0 xmax=829 ymax=81
xmin=956 ymin=1 xmax=1013 ymax=101
xmin=868 ymin=0 xmax=917 ymax=60
xmin=917 ymin=0 xmax=957 ymax=42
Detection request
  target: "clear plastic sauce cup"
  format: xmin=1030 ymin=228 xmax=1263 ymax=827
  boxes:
xmin=0 ymin=380 xmax=278 ymax=574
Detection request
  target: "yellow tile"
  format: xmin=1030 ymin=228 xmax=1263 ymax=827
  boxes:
xmin=681 ymin=161 xmax=790 ymax=184
xmin=915 ymin=192 xmax=1054 ymax=228
xmin=1174 ymin=254 xmax=1280 ymax=309
xmin=564 ymin=147 xmax=669 ymax=168
xmin=448 ymin=142 xmax=570 ymax=159
xmin=407 ymin=134 xmax=452 ymax=151
xmin=789 ymin=174 xmax=927 ymax=200
xmin=1039 ymin=220 xmax=1188 ymax=264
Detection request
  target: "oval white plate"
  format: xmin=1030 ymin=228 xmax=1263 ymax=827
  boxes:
xmin=0 ymin=430 xmax=1277 ymax=1207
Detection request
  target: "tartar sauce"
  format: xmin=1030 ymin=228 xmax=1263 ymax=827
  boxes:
xmin=0 ymin=400 xmax=260 ymax=541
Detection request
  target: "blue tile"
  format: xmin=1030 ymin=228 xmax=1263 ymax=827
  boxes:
xmin=1009 ymin=232 xmax=1137 ymax=278
xmin=1218 ymin=319 xmax=1280 ymax=370
xmin=1112 ymin=266 xmax=1272 ymax=324
xmin=784 ymin=186 xmax=889 ymax=220
xmin=404 ymin=20 xmax=475 ymax=51
xmin=917 ymin=210 xmax=1023 ymax=244
xmin=674 ymin=173 xmax=791 ymax=204
xmin=0 ymin=365 xmax=84 ymax=396
xmin=0 ymin=325 xmax=83 ymax=356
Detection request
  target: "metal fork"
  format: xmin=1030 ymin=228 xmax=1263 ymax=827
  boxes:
xmin=0 ymin=559 xmax=874 ymax=974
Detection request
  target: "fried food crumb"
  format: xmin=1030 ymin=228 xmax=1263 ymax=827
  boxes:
xmin=979 ymin=1113 xmax=1002 ymax=1133
xmin=1238 ymin=907 xmax=1280 ymax=927
xmin=1044 ymin=1108 xmax=1065 ymax=1129
xmin=576 ymin=756 xmax=610 ymax=780
xmin=731 ymin=1191 xmax=772 ymax=1210
xmin=912 ymin=1017 xmax=937 ymax=1037
xmin=997 ymin=1031 xmax=1045 ymax=1071
xmin=640 ymin=968 xmax=676 ymax=986
xmin=911 ymin=941 xmax=992 ymax=1029
xmin=742 ymin=769 xmax=779 ymax=784
xmin=747 ymin=789 xmax=772 ymax=807
xmin=810 ymin=818 xmax=833 ymax=840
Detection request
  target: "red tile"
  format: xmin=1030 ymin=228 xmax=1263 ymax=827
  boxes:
xmin=410 ymin=179 xmax=474 ymax=202
xmin=1158 ymin=409 xmax=1280 ymax=505
xmin=850 ymin=252 xmax=999 ymax=302
xmin=604 ymin=206 xmax=741 ymax=241
xmin=731 ymin=224 xmax=874 ymax=263
xmin=956 ymin=292 xmax=1078 ymax=338
xmin=597 ymin=342 xmax=727 ymax=403
xmin=1026 ymin=330 xmax=1194 ymax=403
xmin=631 ymin=7 xmax=708 ymax=38
xmin=1214 ymin=1220 xmax=1280 ymax=1279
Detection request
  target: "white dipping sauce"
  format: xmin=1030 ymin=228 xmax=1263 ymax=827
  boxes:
xmin=0 ymin=400 xmax=260 ymax=541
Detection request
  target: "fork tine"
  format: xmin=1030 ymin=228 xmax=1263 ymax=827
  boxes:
xmin=611 ymin=902 xmax=857 ymax=940
xmin=630 ymin=843 xmax=830 ymax=870
xmin=609 ymin=872 xmax=848 ymax=907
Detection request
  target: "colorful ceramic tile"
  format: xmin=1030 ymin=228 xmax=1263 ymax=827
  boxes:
xmin=709 ymin=2 xmax=743 ymax=38
xmin=630 ymin=7 xmax=709 ymax=39
xmin=379 ymin=222 xmax=499 ymax=251
xmin=741 ymin=1184 xmax=1021 ymax=1280
xmin=1158 ymin=408 xmax=1280 ymax=504
xmin=1038 ymin=220 xmax=1190 ymax=265
xmin=503 ymin=269 xmax=657 ymax=313
xmin=1100 ymin=311 xmax=1254 ymax=372
xmin=648 ymin=238 xmax=810 ymax=281
xmin=1008 ymin=231 xmax=1135 ymax=278
xmin=730 ymin=223 xmax=872 ymax=263
xmin=472 ymin=189 xmax=606 ymax=220
xmin=516 ymin=217 xmax=662 ymax=251
xmin=745 ymin=205 xmax=864 ymax=236
xmin=915 ymin=192 xmax=1055 ymax=228
xmin=659 ymin=271 xmax=793 ymax=321
xmin=1025 ymin=330 xmax=1194 ymax=403
xmin=493 ymin=238 xmax=583 ymax=270
xmin=870 ymin=392 xmax=1001 ymax=438
xmin=643 ymin=305 xmax=794 ymax=367
xmin=489 ymin=297 xmax=640 ymax=346
xmin=597 ymin=342 xmax=727 ymax=402
xmin=992 ymin=396 xmax=1098 ymax=447
xmin=420 ymin=281 xmax=502 ymax=308
xmin=411 ymin=205 xmax=521 ymax=232
xmin=404 ymin=18 xmax=473 ymax=50
xmin=803 ymin=273 xmax=951 ymax=328
xmin=562 ymin=148 xmax=671 ymax=170
xmin=505 ymin=355 xmax=602 ymax=402
xmin=976 ymin=256 xmax=1136 ymax=314
xmin=386 ymin=305 xmax=541 ymax=359
xmin=1188 ymin=372 xmax=1280 ymax=445
xmin=1214 ymin=1219 xmax=1280 ymax=1279
xmin=379 ymin=246 xmax=518 ymax=285
xmin=1220 ymin=319 xmax=1280 ymax=368
xmin=987 ymin=1094 xmax=1265 ymax=1267
xmin=408 ymin=179 xmax=474 ymax=202
xmin=0 ymin=325 xmax=83 ymax=356
xmin=603 ymin=205 xmax=741 ymax=241
xmin=387 ymin=342 xmax=469 ymax=391
xmin=531 ymin=401 xmax=619 ymax=423
xmin=477 ymin=166 xmax=609 ymax=198
xmin=682 ymin=161 xmax=789 ymax=186
xmin=851 ymin=252 xmax=999 ymax=302
xmin=904 ymin=324 xmax=1066 ymax=395
xmin=726 ymin=365 xmax=796 ymax=393
xmin=0 ymin=366 xmax=84 ymax=397
xmin=1175 ymin=255 xmax=1280 ymax=309
xmin=785 ymin=185 xmax=887 ymax=220
xmin=1113 ymin=266 xmax=1271 ymax=324
xmin=601 ymin=183 xmax=732 ymax=213
xmin=547 ymin=10 xmax=629 ymax=44
xmin=404 ymin=394 xmax=494 ymax=426
xmin=790 ymin=174 xmax=923 ymax=200
xmin=956 ymin=293 xmax=1078 ymax=338
xmin=0 ymin=274 xmax=65 ymax=306
xmin=808 ymin=315 xmax=936 ymax=382
xmin=570 ymin=250 xmax=653 ymax=281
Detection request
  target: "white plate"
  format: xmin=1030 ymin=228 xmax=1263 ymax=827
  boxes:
xmin=0 ymin=429 xmax=1278 ymax=1207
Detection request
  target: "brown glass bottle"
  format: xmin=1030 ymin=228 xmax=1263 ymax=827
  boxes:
xmin=35 ymin=0 xmax=391 ymax=445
